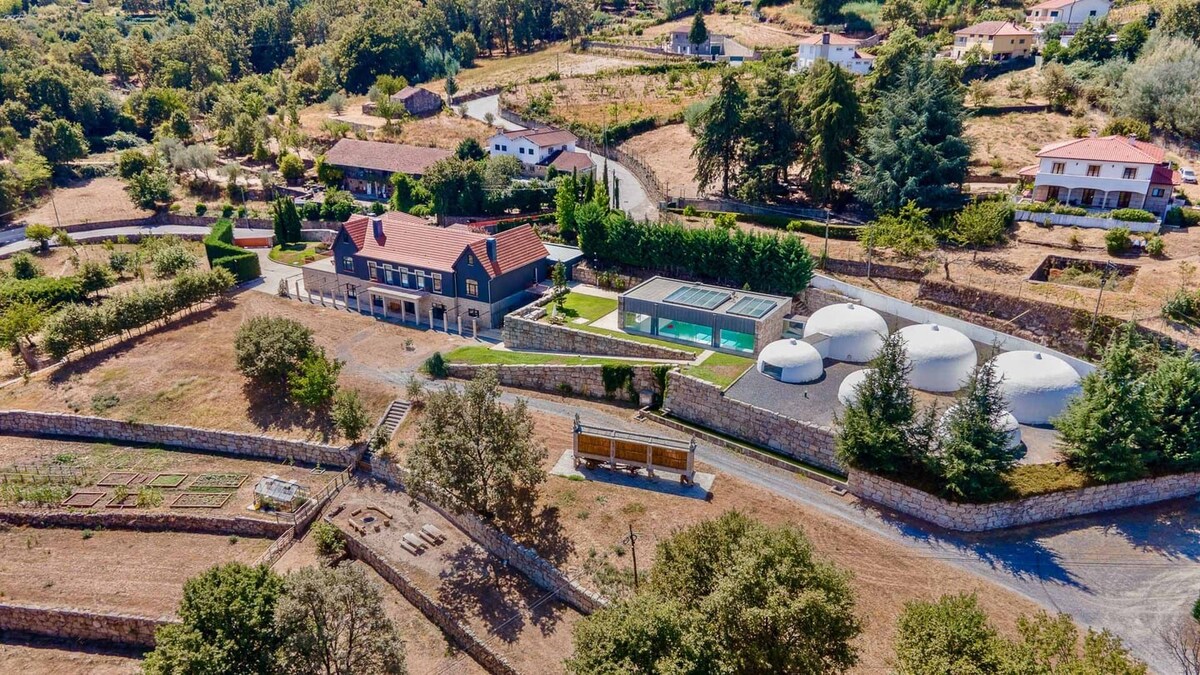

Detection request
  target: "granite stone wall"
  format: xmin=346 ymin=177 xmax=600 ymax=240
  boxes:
xmin=0 ymin=411 xmax=355 ymax=468
xmin=501 ymin=314 xmax=692 ymax=360
xmin=446 ymin=363 xmax=659 ymax=403
xmin=663 ymin=371 xmax=842 ymax=473
xmin=0 ymin=603 xmax=174 ymax=648
xmin=848 ymin=470 xmax=1200 ymax=531
xmin=0 ymin=509 xmax=292 ymax=537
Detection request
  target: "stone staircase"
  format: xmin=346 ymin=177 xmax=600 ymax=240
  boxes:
xmin=360 ymin=400 xmax=410 ymax=467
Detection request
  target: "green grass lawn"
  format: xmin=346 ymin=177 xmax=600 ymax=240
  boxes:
xmin=682 ymin=352 xmax=755 ymax=388
xmin=568 ymin=323 xmax=705 ymax=356
xmin=269 ymin=242 xmax=327 ymax=266
xmin=445 ymin=346 xmax=659 ymax=367
xmin=554 ymin=292 xmax=617 ymax=322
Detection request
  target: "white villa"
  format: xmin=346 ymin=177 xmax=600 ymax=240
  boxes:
xmin=1019 ymin=135 xmax=1180 ymax=215
xmin=1027 ymin=0 xmax=1111 ymax=32
xmin=487 ymin=127 xmax=595 ymax=176
xmin=795 ymin=32 xmax=876 ymax=75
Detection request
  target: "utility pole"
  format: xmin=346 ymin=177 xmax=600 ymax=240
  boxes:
xmin=626 ymin=523 xmax=639 ymax=591
xmin=822 ymin=208 xmax=830 ymax=270
xmin=1088 ymin=262 xmax=1115 ymax=347
xmin=865 ymin=227 xmax=874 ymax=280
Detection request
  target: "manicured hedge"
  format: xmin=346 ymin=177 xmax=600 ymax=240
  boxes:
xmin=1166 ymin=206 xmax=1200 ymax=227
xmin=786 ymin=219 xmax=863 ymax=240
xmin=203 ymin=219 xmax=261 ymax=282
xmin=0 ymin=276 xmax=84 ymax=310
xmin=1108 ymin=208 xmax=1157 ymax=223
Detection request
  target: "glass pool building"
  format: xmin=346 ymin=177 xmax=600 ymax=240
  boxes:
xmin=618 ymin=277 xmax=790 ymax=354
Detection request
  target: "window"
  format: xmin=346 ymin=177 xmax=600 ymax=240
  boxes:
xmin=466 ymin=280 xmax=478 ymax=297
xmin=1122 ymin=167 xmax=1137 ymax=180
xmin=1051 ymin=162 xmax=1065 ymax=174
xmin=1081 ymin=188 xmax=1096 ymax=205
xmin=367 ymin=261 xmax=377 ymax=279
xmin=401 ymin=270 xmax=409 ymax=286
xmin=1089 ymin=9 xmax=1096 ymax=15
xmin=341 ymin=256 xmax=354 ymax=271
xmin=493 ymin=144 xmax=500 ymax=151
xmin=432 ymin=275 xmax=442 ymax=293
xmin=346 ymin=284 xmax=357 ymax=300
xmin=1152 ymin=188 xmax=1165 ymax=197
xmin=467 ymin=254 xmax=474 ymax=266
xmin=1046 ymin=186 xmax=1061 ymax=201
xmin=1086 ymin=165 xmax=1101 ymax=177
xmin=468 ymin=308 xmax=480 ymax=318
xmin=384 ymin=269 xmax=394 ymax=285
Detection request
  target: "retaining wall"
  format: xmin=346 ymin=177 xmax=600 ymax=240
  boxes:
xmin=446 ymin=363 xmax=658 ymax=402
xmin=663 ymin=371 xmax=842 ymax=473
xmin=0 ymin=509 xmax=292 ymax=537
xmin=848 ymin=470 xmax=1200 ymax=531
xmin=0 ymin=603 xmax=173 ymax=648
xmin=501 ymin=314 xmax=692 ymax=361
xmin=0 ymin=411 xmax=355 ymax=468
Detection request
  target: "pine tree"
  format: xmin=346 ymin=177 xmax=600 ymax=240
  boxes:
xmin=688 ymin=12 xmax=708 ymax=50
xmin=836 ymin=332 xmax=920 ymax=474
xmin=1142 ymin=352 xmax=1200 ymax=472
xmin=1055 ymin=325 xmax=1153 ymax=483
xmin=800 ymin=60 xmax=861 ymax=205
xmin=692 ymin=72 xmax=746 ymax=197
xmin=934 ymin=359 xmax=1017 ymax=502
xmin=737 ymin=66 xmax=797 ymax=202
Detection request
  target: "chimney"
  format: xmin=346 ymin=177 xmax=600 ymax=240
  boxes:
xmin=370 ymin=216 xmax=383 ymax=240
xmin=485 ymin=236 xmax=497 ymax=261
xmin=1127 ymin=134 xmax=1138 ymax=145
xmin=822 ymin=32 xmax=830 ymax=45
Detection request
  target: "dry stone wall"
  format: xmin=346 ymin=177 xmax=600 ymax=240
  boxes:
xmin=848 ymin=470 xmax=1200 ymax=531
xmin=0 ymin=603 xmax=174 ymax=648
xmin=663 ymin=371 xmax=842 ymax=473
xmin=501 ymin=314 xmax=692 ymax=360
xmin=446 ymin=363 xmax=658 ymax=403
xmin=0 ymin=411 xmax=355 ymax=468
xmin=0 ymin=509 xmax=292 ymax=537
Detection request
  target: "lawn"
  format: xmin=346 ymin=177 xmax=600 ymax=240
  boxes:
xmin=269 ymin=242 xmax=328 ymax=266
xmin=554 ymin=292 xmax=617 ymax=322
xmin=569 ymin=322 xmax=704 ymax=355
xmin=681 ymin=351 xmax=755 ymax=388
xmin=1004 ymin=462 xmax=1093 ymax=498
xmin=445 ymin=345 xmax=658 ymax=367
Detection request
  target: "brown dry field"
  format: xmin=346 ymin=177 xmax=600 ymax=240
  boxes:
xmin=0 ymin=435 xmax=337 ymax=517
xmin=0 ymin=291 xmax=466 ymax=442
xmin=634 ymin=13 xmax=805 ymax=48
xmin=619 ymin=122 xmax=701 ymax=199
xmin=505 ymin=70 xmax=708 ymax=129
xmin=18 ymin=178 xmax=151 ymax=227
xmin=391 ymin=400 xmax=1045 ymax=673
xmin=424 ymin=45 xmax=647 ymax=95
xmin=966 ymin=110 xmax=1104 ymax=173
xmin=0 ymin=638 xmax=141 ymax=675
xmin=0 ymin=526 xmax=272 ymax=615
xmin=299 ymin=102 xmax=492 ymax=152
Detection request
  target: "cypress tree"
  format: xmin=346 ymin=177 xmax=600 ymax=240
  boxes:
xmin=554 ymin=174 xmax=577 ymax=239
xmin=688 ymin=12 xmax=708 ymax=49
xmin=692 ymin=72 xmax=746 ymax=197
xmin=836 ymin=332 xmax=919 ymax=474
xmin=934 ymin=359 xmax=1017 ymax=502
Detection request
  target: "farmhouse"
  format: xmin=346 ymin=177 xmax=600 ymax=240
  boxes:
xmin=301 ymin=211 xmax=550 ymax=329
xmin=487 ymin=127 xmax=595 ymax=177
xmin=951 ymin=21 xmax=1034 ymax=61
xmin=322 ymin=139 xmax=452 ymax=200
xmin=1026 ymin=0 xmax=1111 ymax=31
xmin=663 ymin=31 xmax=757 ymax=63
xmin=1018 ymin=135 xmax=1181 ymax=215
xmin=361 ymin=86 xmax=444 ymax=118
xmin=795 ymin=32 xmax=876 ymax=75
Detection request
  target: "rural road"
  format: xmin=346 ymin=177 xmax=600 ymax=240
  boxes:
xmin=461 ymin=95 xmax=657 ymax=222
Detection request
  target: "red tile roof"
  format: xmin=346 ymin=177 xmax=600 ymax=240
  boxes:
xmin=797 ymin=32 xmax=861 ymax=45
xmin=1036 ymin=135 xmax=1168 ymax=164
xmin=1150 ymin=164 xmax=1182 ymax=186
xmin=341 ymin=212 xmax=546 ymax=278
xmin=1029 ymin=0 xmax=1078 ymax=10
xmin=497 ymin=128 xmax=578 ymax=148
xmin=544 ymin=150 xmax=595 ymax=172
xmin=955 ymin=20 xmax=1034 ymax=36
xmin=324 ymin=139 xmax=451 ymax=176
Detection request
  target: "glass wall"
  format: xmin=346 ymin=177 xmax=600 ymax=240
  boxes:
xmin=718 ymin=328 xmax=755 ymax=353
xmin=623 ymin=312 xmax=653 ymax=334
xmin=657 ymin=317 xmax=714 ymax=347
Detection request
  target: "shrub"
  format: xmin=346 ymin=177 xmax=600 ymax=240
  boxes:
xmin=1051 ymin=204 xmax=1087 ymax=216
xmin=108 ymin=251 xmax=134 ymax=276
xmin=9 ymin=253 xmax=41 ymax=280
xmin=423 ymin=352 xmax=449 ymax=378
xmin=0 ymin=276 xmax=84 ymax=311
xmin=1022 ymin=201 xmax=1052 ymax=213
xmin=195 ymin=203 xmax=207 ymax=216
xmin=682 ymin=205 xmax=698 ymax=217
xmin=1165 ymin=206 xmax=1200 ymax=227
xmin=151 ymin=245 xmax=199 ymax=279
xmin=1105 ymin=227 xmax=1131 ymax=255
xmin=1146 ymin=235 xmax=1165 ymax=257
xmin=310 ymin=521 xmax=345 ymax=559
xmin=1108 ymin=208 xmax=1156 ymax=223
xmin=288 ymin=349 xmax=342 ymax=409
xmin=332 ymin=389 xmax=370 ymax=442
xmin=117 ymin=149 xmax=151 ymax=179
xmin=220 ymin=203 xmax=234 ymax=218
xmin=203 ymin=219 xmax=261 ymax=282
xmin=234 ymin=316 xmax=315 ymax=384
xmin=786 ymin=219 xmax=862 ymax=240
xmin=78 ymin=261 xmax=116 ymax=294
xmin=277 ymin=153 xmax=305 ymax=181
xmin=1163 ymin=289 xmax=1200 ymax=326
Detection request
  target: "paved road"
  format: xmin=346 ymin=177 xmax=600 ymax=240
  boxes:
xmin=0 ymin=224 xmax=272 ymax=258
xmin=461 ymin=95 xmax=657 ymax=221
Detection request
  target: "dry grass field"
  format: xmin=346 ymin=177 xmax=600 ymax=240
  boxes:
xmin=618 ymin=122 xmax=701 ymax=198
xmin=424 ymin=45 xmax=647 ymax=95
xmin=505 ymin=69 xmax=711 ymax=129
xmin=634 ymin=13 xmax=804 ymax=49
xmin=965 ymin=111 xmax=1104 ymax=173
xmin=298 ymin=102 xmax=492 ymax=151
xmin=0 ymin=637 xmax=141 ymax=675
xmin=18 ymin=177 xmax=151 ymax=227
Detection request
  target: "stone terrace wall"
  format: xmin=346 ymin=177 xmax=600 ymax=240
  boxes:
xmin=338 ymin=524 xmax=518 ymax=675
xmin=663 ymin=371 xmax=842 ymax=474
xmin=501 ymin=314 xmax=692 ymax=361
xmin=0 ymin=411 xmax=355 ymax=468
xmin=446 ymin=363 xmax=658 ymax=403
xmin=0 ymin=509 xmax=292 ymax=537
xmin=370 ymin=460 xmax=605 ymax=615
xmin=848 ymin=470 xmax=1200 ymax=531
xmin=0 ymin=603 xmax=174 ymax=648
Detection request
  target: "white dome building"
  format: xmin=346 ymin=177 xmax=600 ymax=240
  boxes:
xmin=803 ymin=303 xmax=889 ymax=363
xmin=988 ymin=351 xmax=1083 ymax=424
xmin=897 ymin=324 xmax=977 ymax=393
xmin=837 ymin=368 xmax=874 ymax=406
xmin=757 ymin=338 xmax=824 ymax=384
xmin=939 ymin=407 xmax=1023 ymax=451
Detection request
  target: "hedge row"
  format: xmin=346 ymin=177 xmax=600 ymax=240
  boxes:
xmin=0 ymin=276 xmax=85 ymax=310
xmin=1021 ymin=201 xmax=1157 ymax=222
xmin=673 ymin=209 xmax=863 ymax=240
xmin=1166 ymin=206 xmax=1200 ymax=227
xmin=42 ymin=268 xmax=235 ymax=361
xmin=203 ymin=219 xmax=261 ymax=282
xmin=1108 ymin=208 xmax=1158 ymax=223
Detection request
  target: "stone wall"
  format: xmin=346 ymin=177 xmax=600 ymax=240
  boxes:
xmin=0 ymin=603 xmax=174 ymax=648
xmin=446 ymin=363 xmax=659 ymax=403
xmin=822 ymin=257 xmax=925 ymax=282
xmin=338 ymin=524 xmax=518 ymax=675
xmin=663 ymin=371 xmax=842 ymax=474
xmin=847 ymin=470 xmax=1200 ymax=531
xmin=570 ymin=263 xmax=644 ymax=291
xmin=370 ymin=459 xmax=605 ymax=615
xmin=0 ymin=411 xmax=355 ymax=468
xmin=0 ymin=509 xmax=292 ymax=538
xmin=501 ymin=314 xmax=692 ymax=361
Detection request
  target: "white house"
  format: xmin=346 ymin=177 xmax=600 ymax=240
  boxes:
xmin=487 ymin=127 xmax=595 ymax=177
xmin=1018 ymin=135 xmax=1180 ymax=215
xmin=795 ymin=32 xmax=876 ymax=75
xmin=1027 ymin=0 xmax=1111 ymax=31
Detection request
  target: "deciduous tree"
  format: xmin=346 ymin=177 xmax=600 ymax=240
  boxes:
xmin=234 ymin=315 xmax=316 ymax=384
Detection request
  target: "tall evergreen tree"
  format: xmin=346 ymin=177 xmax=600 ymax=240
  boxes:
xmin=1055 ymin=325 xmax=1153 ymax=483
xmin=692 ymin=72 xmax=746 ymax=197
xmin=800 ymin=61 xmax=861 ymax=205
xmin=737 ymin=66 xmax=798 ymax=201
xmin=1142 ymin=352 xmax=1200 ymax=472
xmin=688 ymin=12 xmax=709 ymax=49
xmin=271 ymin=197 xmax=302 ymax=245
xmin=855 ymin=56 xmax=971 ymax=212
xmin=554 ymin=173 xmax=578 ymax=239
xmin=836 ymin=332 xmax=920 ymax=474
xmin=866 ymin=23 xmax=926 ymax=96
xmin=934 ymin=359 xmax=1017 ymax=502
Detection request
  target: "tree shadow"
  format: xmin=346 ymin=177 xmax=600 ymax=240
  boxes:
xmin=502 ymin=499 xmax=575 ymax=568
xmin=436 ymin=543 xmax=528 ymax=643
xmin=974 ymin=256 xmax=1024 ymax=275
xmin=242 ymin=380 xmax=337 ymax=443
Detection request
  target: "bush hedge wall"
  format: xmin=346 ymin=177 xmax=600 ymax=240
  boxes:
xmin=203 ymin=219 xmax=261 ymax=282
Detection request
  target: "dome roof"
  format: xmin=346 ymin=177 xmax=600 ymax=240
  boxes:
xmin=988 ymin=350 xmax=1083 ymax=424
xmin=803 ymin=303 xmax=889 ymax=363
xmin=838 ymin=368 xmax=874 ymax=406
xmin=897 ymin=324 xmax=977 ymax=392
xmin=939 ymin=407 xmax=1023 ymax=451
xmin=757 ymin=338 xmax=824 ymax=384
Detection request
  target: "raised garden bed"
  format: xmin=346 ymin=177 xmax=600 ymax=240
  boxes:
xmin=62 ymin=491 xmax=106 ymax=508
xmin=106 ymin=493 xmax=139 ymax=509
xmin=189 ymin=473 xmax=247 ymax=490
xmin=148 ymin=473 xmax=187 ymax=489
xmin=171 ymin=492 xmax=231 ymax=509
xmin=1029 ymin=255 xmax=1137 ymax=292
xmin=97 ymin=472 xmax=139 ymax=487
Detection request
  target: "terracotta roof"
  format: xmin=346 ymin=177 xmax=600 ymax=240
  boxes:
xmin=955 ymin=21 xmax=1034 ymax=36
xmin=1035 ymin=135 xmax=1167 ymax=164
xmin=496 ymin=128 xmax=578 ymax=148
xmin=853 ymin=50 xmax=876 ymax=60
xmin=341 ymin=212 xmax=546 ymax=278
xmin=394 ymin=86 xmax=435 ymax=101
xmin=1018 ymin=164 xmax=1039 ymax=178
xmin=797 ymin=32 xmax=861 ymax=45
xmin=1029 ymin=0 xmax=1079 ymax=10
xmin=543 ymin=150 xmax=595 ymax=171
xmin=1150 ymin=164 xmax=1182 ymax=186
xmin=324 ymin=139 xmax=451 ymax=176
